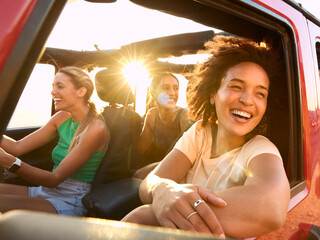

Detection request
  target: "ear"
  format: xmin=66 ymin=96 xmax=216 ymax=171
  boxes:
xmin=78 ymin=87 xmax=87 ymax=98
xmin=210 ymin=92 xmax=215 ymax=105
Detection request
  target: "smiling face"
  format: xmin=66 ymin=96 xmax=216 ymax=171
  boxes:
xmin=154 ymin=74 xmax=179 ymax=109
xmin=51 ymin=72 xmax=86 ymax=112
xmin=211 ymin=62 xmax=269 ymax=139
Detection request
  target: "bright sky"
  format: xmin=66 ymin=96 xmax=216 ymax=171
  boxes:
xmin=8 ymin=0 xmax=320 ymax=128
xmin=45 ymin=0 xmax=216 ymax=115
xmin=46 ymin=0 xmax=214 ymax=51
xmin=45 ymin=0 xmax=320 ymax=54
xmin=297 ymin=0 xmax=320 ymax=19
xmin=44 ymin=0 xmax=320 ymax=116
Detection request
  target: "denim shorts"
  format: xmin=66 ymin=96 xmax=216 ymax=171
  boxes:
xmin=29 ymin=178 xmax=91 ymax=216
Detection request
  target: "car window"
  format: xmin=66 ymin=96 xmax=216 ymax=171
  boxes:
xmin=7 ymin=64 xmax=55 ymax=129
xmin=37 ymin=1 xmax=298 ymax=189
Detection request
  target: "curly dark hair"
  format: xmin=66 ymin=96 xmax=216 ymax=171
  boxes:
xmin=186 ymin=35 xmax=283 ymax=137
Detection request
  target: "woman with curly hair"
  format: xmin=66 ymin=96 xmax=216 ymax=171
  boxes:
xmin=122 ymin=36 xmax=290 ymax=239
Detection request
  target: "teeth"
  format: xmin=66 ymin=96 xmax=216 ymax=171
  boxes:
xmin=231 ymin=110 xmax=251 ymax=119
xmin=53 ymin=98 xmax=62 ymax=102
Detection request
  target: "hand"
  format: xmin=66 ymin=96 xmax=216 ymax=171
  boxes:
xmin=151 ymin=182 xmax=227 ymax=237
xmin=0 ymin=148 xmax=13 ymax=168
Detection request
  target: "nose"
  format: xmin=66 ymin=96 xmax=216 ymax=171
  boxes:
xmin=167 ymin=87 xmax=175 ymax=96
xmin=51 ymin=87 xmax=56 ymax=96
xmin=239 ymin=91 xmax=254 ymax=105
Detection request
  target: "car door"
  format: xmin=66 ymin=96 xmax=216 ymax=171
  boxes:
xmin=0 ymin=0 xmax=67 ymax=183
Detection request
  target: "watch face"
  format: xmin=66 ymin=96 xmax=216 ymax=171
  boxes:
xmin=8 ymin=163 xmax=20 ymax=173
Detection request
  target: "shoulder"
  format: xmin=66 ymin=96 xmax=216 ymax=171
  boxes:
xmin=174 ymin=120 xmax=210 ymax=164
xmin=145 ymin=107 xmax=158 ymax=126
xmin=179 ymin=107 xmax=190 ymax=119
xmin=50 ymin=111 xmax=71 ymax=128
xmin=147 ymin=107 xmax=158 ymax=116
xmin=245 ymin=135 xmax=278 ymax=149
xmin=179 ymin=108 xmax=192 ymax=127
xmin=87 ymin=118 xmax=108 ymax=135
xmin=242 ymin=135 xmax=282 ymax=164
xmin=178 ymin=120 xmax=209 ymax=144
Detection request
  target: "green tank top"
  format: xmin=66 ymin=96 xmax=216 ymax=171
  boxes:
xmin=52 ymin=117 xmax=107 ymax=182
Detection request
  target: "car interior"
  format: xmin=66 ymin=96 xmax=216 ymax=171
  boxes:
xmin=0 ymin=0 xmax=304 ymax=223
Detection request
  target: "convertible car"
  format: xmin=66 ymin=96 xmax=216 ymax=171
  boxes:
xmin=0 ymin=0 xmax=319 ymax=239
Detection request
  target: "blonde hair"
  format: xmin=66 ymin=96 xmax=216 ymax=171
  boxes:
xmin=58 ymin=66 xmax=101 ymax=151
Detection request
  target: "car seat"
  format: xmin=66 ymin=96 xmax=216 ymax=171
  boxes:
xmin=82 ymin=69 xmax=143 ymax=220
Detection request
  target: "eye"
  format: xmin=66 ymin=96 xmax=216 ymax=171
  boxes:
xmin=228 ymin=84 xmax=242 ymax=91
xmin=256 ymin=91 xmax=267 ymax=98
xmin=160 ymin=85 xmax=170 ymax=91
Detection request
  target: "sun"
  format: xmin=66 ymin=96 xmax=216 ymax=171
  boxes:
xmin=122 ymin=61 xmax=150 ymax=115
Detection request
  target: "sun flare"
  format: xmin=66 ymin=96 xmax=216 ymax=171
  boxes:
xmin=122 ymin=61 xmax=150 ymax=116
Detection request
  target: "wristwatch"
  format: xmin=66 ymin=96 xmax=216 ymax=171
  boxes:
xmin=7 ymin=158 xmax=21 ymax=173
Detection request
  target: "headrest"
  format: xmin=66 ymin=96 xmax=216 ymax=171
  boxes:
xmin=95 ymin=69 xmax=134 ymax=105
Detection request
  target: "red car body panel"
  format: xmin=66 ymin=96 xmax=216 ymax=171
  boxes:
xmin=0 ymin=0 xmax=319 ymax=239
xmin=0 ymin=0 xmax=38 ymax=72
xmin=254 ymin=0 xmax=320 ymax=239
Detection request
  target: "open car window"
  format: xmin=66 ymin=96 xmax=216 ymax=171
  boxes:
xmin=1 ymin=0 xmax=305 ymax=215
xmin=38 ymin=0 xmax=301 ymax=191
xmin=7 ymin=64 xmax=55 ymax=129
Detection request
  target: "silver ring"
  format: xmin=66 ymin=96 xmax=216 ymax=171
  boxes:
xmin=193 ymin=199 xmax=205 ymax=208
xmin=186 ymin=211 xmax=197 ymax=220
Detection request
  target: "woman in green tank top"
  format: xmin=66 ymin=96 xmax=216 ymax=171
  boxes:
xmin=0 ymin=66 xmax=109 ymax=216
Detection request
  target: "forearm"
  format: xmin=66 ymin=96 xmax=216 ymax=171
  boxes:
xmin=209 ymin=184 xmax=289 ymax=238
xmin=15 ymin=161 xmax=61 ymax=188
xmin=2 ymin=151 xmax=60 ymax=187
xmin=139 ymin=174 xmax=177 ymax=204
xmin=0 ymin=136 xmax=21 ymax=156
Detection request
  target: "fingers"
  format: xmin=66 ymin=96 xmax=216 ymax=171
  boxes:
xmin=159 ymin=209 xmax=198 ymax=232
xmin=185 ymin=210 xmax=215 ymax=234
xmin=193 ymin=199 xmax=225 ymax=237
xmin=151 ymin=184 xmax=226 ymax=237
xmin=174 ymin=195 xmax=223 ymax=235
xmin=198 ymin=187 xmax=227 ymax=207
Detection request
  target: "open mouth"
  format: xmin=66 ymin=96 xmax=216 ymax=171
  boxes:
xmin=53 ymin=98 xmax=62 ymax=104
xmin=231 ymin=110 xmax=252 ymax=120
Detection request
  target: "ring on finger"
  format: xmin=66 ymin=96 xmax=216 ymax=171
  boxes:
xmin=193 ymin=199 xmax=205 ymax=208
xmin=186 ymin=211 xmax=197 ymax=220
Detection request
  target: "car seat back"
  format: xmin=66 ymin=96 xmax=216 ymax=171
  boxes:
xmin=92 ymin=69 xmax=142 ymax=188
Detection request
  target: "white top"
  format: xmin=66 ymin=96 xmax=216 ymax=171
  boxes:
xmin=174 ymin=120 xmax=282 ymax=192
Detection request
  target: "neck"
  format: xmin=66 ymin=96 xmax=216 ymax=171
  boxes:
xmin=157 ymin=106 xmax=179 ymax=123
xmin=212 ymin=126 xmax=246 ymax=158
xmin=69 ymin=103 xmax=90 ymax=123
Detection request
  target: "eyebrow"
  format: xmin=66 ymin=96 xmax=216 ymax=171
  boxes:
xmin=230 ymin=78 xmax=269 ymax=91
xmin=160 ymin=83 xmax=179 ymax=87
xmin=52 ymin=81 xmax=64 ymax=86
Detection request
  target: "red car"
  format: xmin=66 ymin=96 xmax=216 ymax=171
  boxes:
xmin=0 ymin=0 xmax=319 ymax=239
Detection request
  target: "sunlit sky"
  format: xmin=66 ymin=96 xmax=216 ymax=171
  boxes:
xmin=45 ymin=0 xmax=320 ymax=52
xmin=46 ymin=0 xmax=215 ymax=51
xmin=45 ymin=0 xmax=217 ymax=115
xmin=297 ymin=0 xmax=320 ymax=19
xmin=9 ymin=0 xmax=320 ymax=128
xmin=44 ymin=0 xmax=320 ymax=115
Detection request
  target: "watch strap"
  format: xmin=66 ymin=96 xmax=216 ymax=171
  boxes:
xmin=7 ymin=157 xmax=21 ymax=173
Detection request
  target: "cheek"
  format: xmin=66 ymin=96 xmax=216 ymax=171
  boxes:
xmin=257 ymin=99 xmax=268 ymax=117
